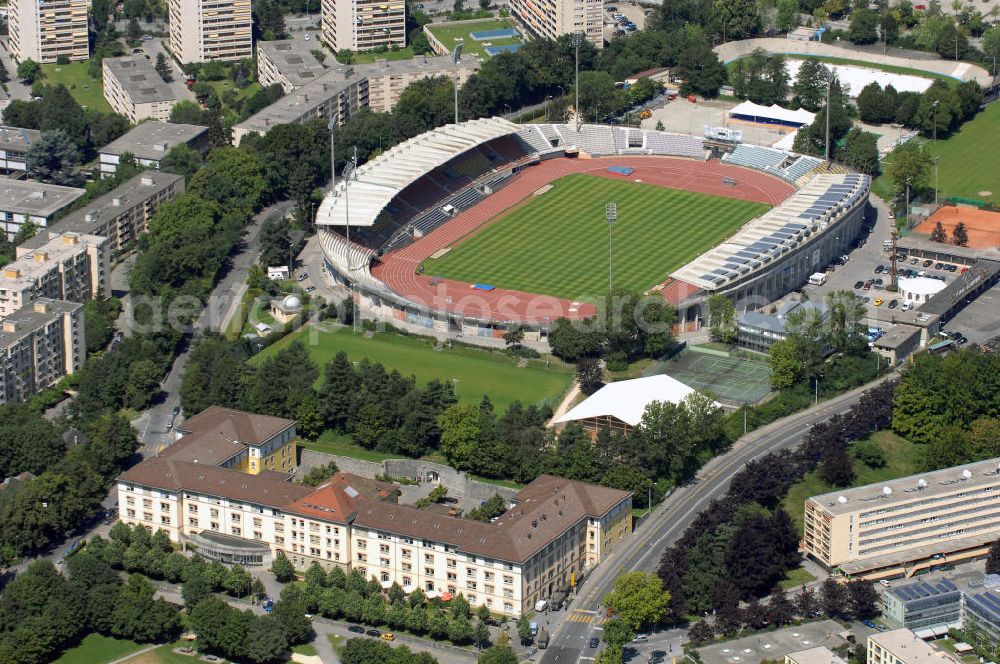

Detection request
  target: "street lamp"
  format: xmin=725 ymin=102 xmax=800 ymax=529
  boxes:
xmin=905 ymin=177 xmax=911 ymax=229
xmin=452 ymin=45 xmax=463 ymax=124
xmin=822 ymin=65 xmax=833 ymax=167
xmin=545 ymin=95 xmax=552 ymax=121
xmin=572 ymin=32 xmax=583 ymax=132
xmin=343 ymin=148 xmax=360 ymax=334
xmin=934 ymin=156 xmax=940 ymax=206
xmin=605 ymin=202 xmax=617 ymax=292
xmin=503 ymin=103 xmax=511 ymax=118
xmin=932 ymin=99 xmax=939 ymax=143
xmin=328 ymin=117 xmax=337 ymax=193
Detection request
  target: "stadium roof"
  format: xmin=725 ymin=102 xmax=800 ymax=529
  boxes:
xmin=671 ymin=173 xmax=870 ymax=292
xmin=555 ymin=374 xmax=710 ymax=427
xmin=315 ymin=117 xmax=520 ymax=230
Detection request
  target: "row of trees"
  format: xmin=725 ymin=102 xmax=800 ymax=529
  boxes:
xmin=857 ymin=79 xmax=983 ymax=140
xmin=656 ymin=379 xmax=897 ymax=622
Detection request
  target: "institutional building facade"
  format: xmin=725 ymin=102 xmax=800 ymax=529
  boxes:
xmin=508 ymin=0 xmax=603 ymax=49
xmin=321 ymin=0 xmax=406 ymax=53
xmin=117 ymin=408 xmax=633 ymax=616
xmin=804 ymin=459 xmax=1000 ymax=579
xmin=0 ymin=298 xmax=84 ymax=404
xmin=168 ymin=0 xmax=253 ymax=63
xmin=8 ymin=0 xmax=89 ymax=63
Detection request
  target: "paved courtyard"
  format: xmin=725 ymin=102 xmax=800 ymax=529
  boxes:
xmin=697 ymin=620 xmax=850 ymax=664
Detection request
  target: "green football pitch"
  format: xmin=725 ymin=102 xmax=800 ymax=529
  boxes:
xmin=423 ymin=174 xmax=770 ymax=300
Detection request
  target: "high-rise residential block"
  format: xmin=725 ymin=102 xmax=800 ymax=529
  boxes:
xmin=168 ymin=0 xmax=252 ymax=64
xmin=0 ymin=298 xmax=84 ymax=404
xmin=508 ymin=0 xmax=603 ymax=49
xmin=8 ymin=0 xmax=89 ymax=64
xmin=321 ymin=0 xmax=406 ymax=53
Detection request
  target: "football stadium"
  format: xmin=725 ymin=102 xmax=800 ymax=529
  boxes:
xmin=315 ymin=118 xmax=871 ymax=337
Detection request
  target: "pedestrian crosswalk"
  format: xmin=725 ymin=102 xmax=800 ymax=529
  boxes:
xmin=566 ymin=610 xmax=607 ymax=625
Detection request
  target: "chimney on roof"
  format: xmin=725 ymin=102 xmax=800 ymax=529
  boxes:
xmin=141 ymin=175 xmax=154 ymax=186
xmin=154 ymin=142 xmax=168 ymax=152
xmin=112 ymin=196 xmax=124 ymax=206
xmin=84 ymin=212 xmax=97 ymax=222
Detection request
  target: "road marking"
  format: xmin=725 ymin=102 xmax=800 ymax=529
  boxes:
xmin=572 ymin=609 xmax=597 ymax=615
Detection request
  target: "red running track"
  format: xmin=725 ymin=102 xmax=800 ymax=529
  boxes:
xmin=370 ymin=156 xmax=795 ymax=325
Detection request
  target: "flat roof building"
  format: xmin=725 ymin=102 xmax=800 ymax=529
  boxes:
xmin=0 ymin=125 xmax=41 ymax=176
xmin=867 ymin=629 xmax=957 ymax=664
xmin=321 ymin=0 xmax=405 ymax=53
xmin=21 ymin=171 xmax=185 ymax=253
xmin=508 ymin=0 xmax=603 ymax=49
xmin=881 ymin=578 xmax=962 ymax=633
xmin=737 ymin=299 xmax=829 ymax=353
xmin=118 ymin=407 xmax=633 ymax=616
xmin=8 ymin=0 xmax=89 ymax=64
xmin=873 ymin=324 xmax=923 ymax=364
xmin=232 ymin=54 xmax=479 ymax=143
xmin=168 ymin=0 xmax=253 ymax=63
xmin=0 ymin=298 xmax=84 ymax=404
xmin=786 ymin=647 xmax=848 ymax=664
xmin=0 ymin=179 xmax=85 ymax=240
xmin=257 ymin=34 xmax=329 ymax=93
xmin=98 ymin=122 xmax=209 ymax=177
xmin=0 ymin=232 xmax=109 ymax=319
xmin=803 ymin=458 xmax=1000 ymax=579
xmin=102 ymin=55 xmax=193 ymax=124
xmin=961 ymin=588 xmax=1000 ymax=647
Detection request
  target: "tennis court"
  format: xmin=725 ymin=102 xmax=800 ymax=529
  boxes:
xmin=650 ymin=344 xmax=772 ymax=406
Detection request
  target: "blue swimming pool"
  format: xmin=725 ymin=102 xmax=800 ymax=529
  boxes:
xmin=470 ymin=27 xmax=518 ymax=41
xmin=484 ymin=43 xmax=522 ymax=56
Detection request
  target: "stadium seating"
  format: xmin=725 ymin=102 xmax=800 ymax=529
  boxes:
xmin=557 ymin=124 xmax=616 ymax=155
xmin=722 ymin=144 xmax=787 ymax=171
xmin=450 ymin=150 xmax=493 ymax=180
xmin=644 ymin=132 xmax=706 ymax=159
xmin=782 ymin=155 xmax=823 ymax=182
xmin=318 ymin=229 xmax=384 ymax=292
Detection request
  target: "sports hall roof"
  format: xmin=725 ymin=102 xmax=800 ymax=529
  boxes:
xmin=555 ymin=374 xmax=713 ymax=427
xmin=671 ymin=173 xmax=870 ymax=292
xmin=315 ymin=117 xmax=520 ymax=229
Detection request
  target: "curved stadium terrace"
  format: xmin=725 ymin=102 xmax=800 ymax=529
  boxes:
xmin=316 ymin=118 xmax=871 ymax=333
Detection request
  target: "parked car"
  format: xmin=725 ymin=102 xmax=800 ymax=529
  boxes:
xmin=934 ymin=262 xmax=944 ymax=270
xmin=874 ymin=297 xmax=885 ymax=306
xmin=910 ymin=257 xmax=919 ymax=265
xmin=381 ymin=633 xmax=395 ymax=641
xmin=348 ymin=625 xmax=365 ymax=634
xmin=923 ymin=259 xmax=934 ymax=267
xmin=854 ymin=280 xmax=864 ymax=289
xmin=874 ymin=265 xmax=884 ymax=274
xmin=589 ymin=637 xmax=601 ymax=648
xmin=874 ymin=278 xmax=884 ymax=286
xmin=634 ymin=634 xmax=650 ymax=641
xmin=888 ymin=299 xmax=898 ymax=309
xmin=366 ymin=629 xmax=381 ymax=638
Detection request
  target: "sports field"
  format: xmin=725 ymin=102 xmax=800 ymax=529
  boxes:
xmin=424 ymin=174 xmax=769 ymax=301
xmin=651 ymin=344 xmax=772 ymax=405
xmin=254 ymin=323 xmax=573 ymax=411
xmin=425 ymin=17 xmax=521 ymax=60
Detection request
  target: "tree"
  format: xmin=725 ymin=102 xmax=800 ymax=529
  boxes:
xmin=711 ymin=0 xmax=763 ymax=40
xmin=792 ymin=58 xmax=828 ymax=111
xmin=930 ymin=221 xmax=948 ymax=243
xmin=847 ymin=580 xmax=879 ymax=619
xmin=837 ymin=128 xmax=881 ymax=176
xmin=676 ymin=39 xmax=728 ymax=98
xmin=16 ymin=58 xmax=41 ymax=83
xmin=271 ymin=550 xmax=295 ymax=582
xmin=852 ymin=440 xmax=887 ymax=467
xmin=849 ymin=8 xmax=880 ymax=43
xmin=0 ymin=56 xmax=8 ymax=84
xmin=603 ymin=572 xmax=671 ymax=632
xmin=155 ymin=53 xmax=173 ymax=82
xmin=243 ymin=615 xmax=288 ymax=663
xmin=577 ymin=357 xmax=604 ymax=395
xmin=548 ymin=317 xmax=602 ymax=361
xmin=688 ymin=620 xmax=715 ymax=643
xmin=516 ymin=614 xmax=532 ymax=644
xmin=777 ymin=0 xmax=800 ymax=31
xmin=111 ymin=574 xmax=182 ymax=642
xmin=969 ymin=418 xmax=1000 ymax=459
xmin=89 ymin=113 xmax=131 ymax=148
xmin=885 ymin=141 xmax=932 ymax=197
xmin=189 ymin=147 xmax=266 ymax=213
xmin=880 ymin=9 xmax=899 ymax=44
xmin=820 ymin=447 xmax=855 ymax=486
xmin=987 ymin=538 xmax=1000 ymax=574
xmin=952 ymin=222 xmax=969 ymax=247
xmin=706 ymin=294 xmax=736 ymax=343
xmin=769 ymin=339 xmax=804 ymax=389
xmin=40 ymin=85 xmax=89 ymax=148
xmin=820 ymin=577 xmax=847 ymax=618
xmin=26 ymin=129 xmax=82 ymax=186
xmin=914 ymin=81 xmax=960 ymax=138
xmin=502 ymin=326 xmax=524 ymax=349
xmin=479 ymin=645 xmax=518 ymax=664
xmin=170 ymin=101 xmax=207 ymax=125
xmin=574 ymin=70 xmax=617 ymax=122
xmin=125 ymin=359 xmax=161 ymax=409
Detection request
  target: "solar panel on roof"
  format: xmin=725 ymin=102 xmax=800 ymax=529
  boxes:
xmin=941 ymin=580 xmax=957 ymax=591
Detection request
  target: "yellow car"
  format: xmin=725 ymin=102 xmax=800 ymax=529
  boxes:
xmin=381 ymin=633 xmax=395 ymax=642
xmin=874 ymin=297 xmax=885 ymax=306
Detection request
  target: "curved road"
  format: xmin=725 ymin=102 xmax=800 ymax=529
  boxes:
xmin=540 ymin=372 xmax=895 ymax=664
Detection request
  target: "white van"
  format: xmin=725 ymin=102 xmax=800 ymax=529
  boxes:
xmin=901 ymin=301 xmax=913 ymax=311
xmin=808 ymin=272 xmax=827 ymax=286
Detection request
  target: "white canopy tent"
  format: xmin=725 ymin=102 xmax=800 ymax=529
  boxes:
xmin=729 ymin=101 xmax=816 ymax=127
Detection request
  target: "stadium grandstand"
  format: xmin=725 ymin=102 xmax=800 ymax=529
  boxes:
xmin=316 ymin=117 xmax=870 ymax=335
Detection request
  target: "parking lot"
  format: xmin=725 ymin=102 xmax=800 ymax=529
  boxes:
xmin=603 ymin=2 xmax=652 ymax=40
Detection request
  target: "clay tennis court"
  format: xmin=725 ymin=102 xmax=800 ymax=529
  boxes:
xmin=915 ymin=205 xmax=1000 ymax=250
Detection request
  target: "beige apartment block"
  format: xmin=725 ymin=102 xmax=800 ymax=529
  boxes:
xmin=0 ymin=232 xmax=109 ymax=319
xmin=867 ymin=629 xmax=957 ymax=664
xmin=321 ymin=0 xmax=406 ymax=52
xmin=256 ymin=36 xmax=329 ymax=93
xmin=803 ymin=459 xmax=1000 ymax=579
xmin=787 ymin=647 xmax=848 ymax=664
xmin=102 ymin=56 xmax=194 ymax=123
xmin=168 ymin=0 xmax=253 ymax=63
xmin=508 ymin=0 xmax=603 ymax=49
xmin=0 ymin=298 xmax=84 ymax=404
xmin=117 ymin=408 xmax=633 ymax=616
xmin=21 ymin=172 xmax=186 ymax=253
xmin=0 ymin=179 xmax=85 ymax=241
xmin=98 ymin=123 xmax=210 ymax=177
xmin=8 ymin=0 xmax=88 ymax=64
xmin=0 ymin=126 xmax=42 ymax=176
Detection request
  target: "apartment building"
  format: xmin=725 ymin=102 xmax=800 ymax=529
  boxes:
xmin=21 ymin=172 xmax=186 ymax=253
xmin=0 ymin=298 xmax=84 ymax=404
xmin=0 ymin=232 xmax=109 ymax=319
xmin=172 ymin=406 xmax=299 ymax=476
xmin=102 ymin=55 xmax=193 ymax=123
xmin=117 ymin=408 xmax=633 ymax=616
xmin=257 ymin=36 xmax=329 ymax=94
xmin=8 ymin=0 xmax=88 ymax=64
xmin=168 ymin=0 xmax=253 ymax=63
xmin=98 ymin=123 xmax=210 ymax=177
xmin=803 ymin=459 xmax=1000 ymax=579
xmin=867 ymin=629 xmax=957 ymax=664
xmin=508 ymin=0 xmax=603 ymax=49
xmin=0 ymin=126 xmax=42 ymax=177
xmin=0 ymin=179 xmax=85 ymax=241
xmin=321 ymin=0 xmax=405 ymax=53
xmin=233 ymin=54 xmax=479 ymax=142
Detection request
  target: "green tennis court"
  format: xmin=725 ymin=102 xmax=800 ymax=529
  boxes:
xmin=652 ymin=344 xmax=772 ymax=405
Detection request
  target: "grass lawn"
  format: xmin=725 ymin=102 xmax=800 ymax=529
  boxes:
xmin=782 ymin=430 xmax=920 ymax=535
xmin=778 ymin=566 xmax=817 ymax=590
xmin=54 ymin=634 xmax=148 ymax=664
xmin=255 ymin=324 xmax=573 ymax=411
xmin=300 ymin=430 xmax=407 ymax=462
xmin=352 ymin=47 xmax=416 ymax=63
xmin=424 ymin=173 xmax=769 ymax=301
xmin=292 ymin=643 xmax=319 ymax=656
xmin=41 ymin=62 xmax=113 ymax=113
xmin=328 ymin=634 xmax=346 ymax=654
xmin=426 ymin=17 xmax=520 ymax=61
xmin=205 ymin=79 xmax=262 ymax=104
xmin=242 ymin=297 xmax=279 ymax=336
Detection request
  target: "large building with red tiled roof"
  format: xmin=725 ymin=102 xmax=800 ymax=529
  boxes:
xmin=117 ymin=407 xmax=633 ymax=615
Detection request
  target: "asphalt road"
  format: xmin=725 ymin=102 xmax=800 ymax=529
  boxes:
xmin=539 ymin=373 xmax=896 ymax=664
xmin=137 ymin=200 xmax=293 ymax=454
